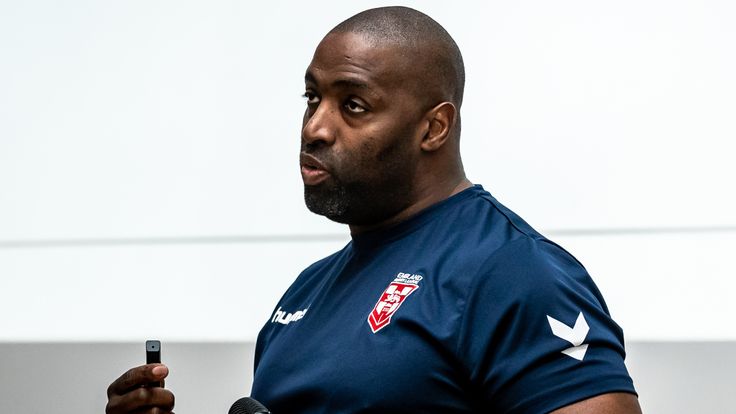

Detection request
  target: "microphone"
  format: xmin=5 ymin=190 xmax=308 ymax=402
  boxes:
xmin=228 ymin=397 xmax=271 ymax=414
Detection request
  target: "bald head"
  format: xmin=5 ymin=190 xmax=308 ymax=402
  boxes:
xmin=329 ymin=6 xmax=465 ymax=110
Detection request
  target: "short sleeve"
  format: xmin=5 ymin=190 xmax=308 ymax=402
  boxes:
xmin=455 ymin=237 xmax=637 ymax=413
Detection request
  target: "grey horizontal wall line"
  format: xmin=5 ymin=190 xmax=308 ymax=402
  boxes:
xmin=0 ymin=234 xmax=350 ymax=249
xmin=547 ymin=225 xmax=736 ymax=236
xmin=1 ymin=226 xmax=735 ymax=249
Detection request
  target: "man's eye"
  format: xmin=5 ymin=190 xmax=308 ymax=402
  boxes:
xmin=302 ymin=92 xmax=320 ymax=105
xmin=344 ymin=100 xmax=366 ymax=113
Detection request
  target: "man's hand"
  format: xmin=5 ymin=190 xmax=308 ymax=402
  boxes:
xmin=106 ymin=364 xmax=175 ymax=414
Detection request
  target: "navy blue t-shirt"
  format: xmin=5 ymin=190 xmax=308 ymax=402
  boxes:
xmin=251 ymin=185 xmax=636 ymax=413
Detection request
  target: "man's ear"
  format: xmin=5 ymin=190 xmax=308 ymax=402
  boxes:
xmin=421 ymin=101 xmax=457 ymax=152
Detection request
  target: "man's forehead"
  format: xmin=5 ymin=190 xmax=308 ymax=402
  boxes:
xmin=315 ymin=32 xmax=380 ymax=60
xmin=306 ymin=32 xmax=412 ymax=88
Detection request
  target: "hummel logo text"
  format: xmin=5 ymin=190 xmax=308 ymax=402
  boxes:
xmin=271 ymin=306 xmax=308 ymax=325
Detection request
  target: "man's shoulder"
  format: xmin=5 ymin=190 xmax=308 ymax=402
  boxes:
xmin=439 ymin=187 xmax=596 ymax=300
xmin=463 ymin=186 xmax=584 ymax=264
xmin=475 ymin=235 xmax=591 ymax=290
xmin=424 ymin=185 xmax=554 ymax=268
xmin=435 ymin=185 xmax=546 ymax=246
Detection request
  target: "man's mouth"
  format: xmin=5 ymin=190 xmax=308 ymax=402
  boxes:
xmin=300 ymin=153 xmax=331 ymax=186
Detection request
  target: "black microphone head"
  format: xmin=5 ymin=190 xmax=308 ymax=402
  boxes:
xmin=228 ymin=397 xmax=270 ymax=414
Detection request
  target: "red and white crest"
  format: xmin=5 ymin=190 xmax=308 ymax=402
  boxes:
xmin=367 ymin=273 xmax=422 ymax=333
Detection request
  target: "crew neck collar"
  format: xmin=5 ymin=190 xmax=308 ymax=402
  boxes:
xmin=349 ymin=184 xmax=484 ymax=252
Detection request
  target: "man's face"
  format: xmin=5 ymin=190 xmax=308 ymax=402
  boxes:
xmin=300 ymin=32 xmax=426 ymax=226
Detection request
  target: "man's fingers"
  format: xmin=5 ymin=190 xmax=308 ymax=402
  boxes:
xmin=107 ymin=386 xmax=175 ymax=413
xmin=107 ymin=364 xmax=169 ymax=397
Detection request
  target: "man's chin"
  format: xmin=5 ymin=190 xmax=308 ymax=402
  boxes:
xmin=303 ymin=183 xmax=402 ymax=226
xmin=304 ymin=186 xmax=349 ymax=223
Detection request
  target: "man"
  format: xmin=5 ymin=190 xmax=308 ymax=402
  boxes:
xmin=107 ymin=7 xmax=641 ymax=413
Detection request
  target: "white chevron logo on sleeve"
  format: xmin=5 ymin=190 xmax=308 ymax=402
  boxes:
xmin=546 ymin=312 xmax=589 ymax=361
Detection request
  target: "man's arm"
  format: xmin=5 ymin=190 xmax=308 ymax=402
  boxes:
xmin=551 ymin=392 xmax=642 ymax=414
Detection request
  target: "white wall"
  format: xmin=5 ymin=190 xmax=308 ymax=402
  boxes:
xmin=1 ymin=0 xmax=735 ymax=343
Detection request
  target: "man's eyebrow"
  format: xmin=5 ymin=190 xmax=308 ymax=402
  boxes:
xmin=333 ymin=79 xmax=371 ymax=90
xmin=305 ymin=71 xmax=317 ymax=85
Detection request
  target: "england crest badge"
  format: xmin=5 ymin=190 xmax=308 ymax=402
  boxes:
xmin=367 ymin=272 xmax=422 ymax=333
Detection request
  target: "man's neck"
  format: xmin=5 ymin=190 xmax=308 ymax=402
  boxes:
xmin=348 ymin=177 xmax=473 ymax=236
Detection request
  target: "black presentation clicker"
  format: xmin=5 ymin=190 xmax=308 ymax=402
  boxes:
xmin=146 ymin=340 xmax=161 ymax=364
xmin=145 ymin=340 xmax=162 ymax=387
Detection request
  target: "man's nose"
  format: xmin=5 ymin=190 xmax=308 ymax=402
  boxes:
xmin=302 ymin=103 xmax=337 ymax=147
